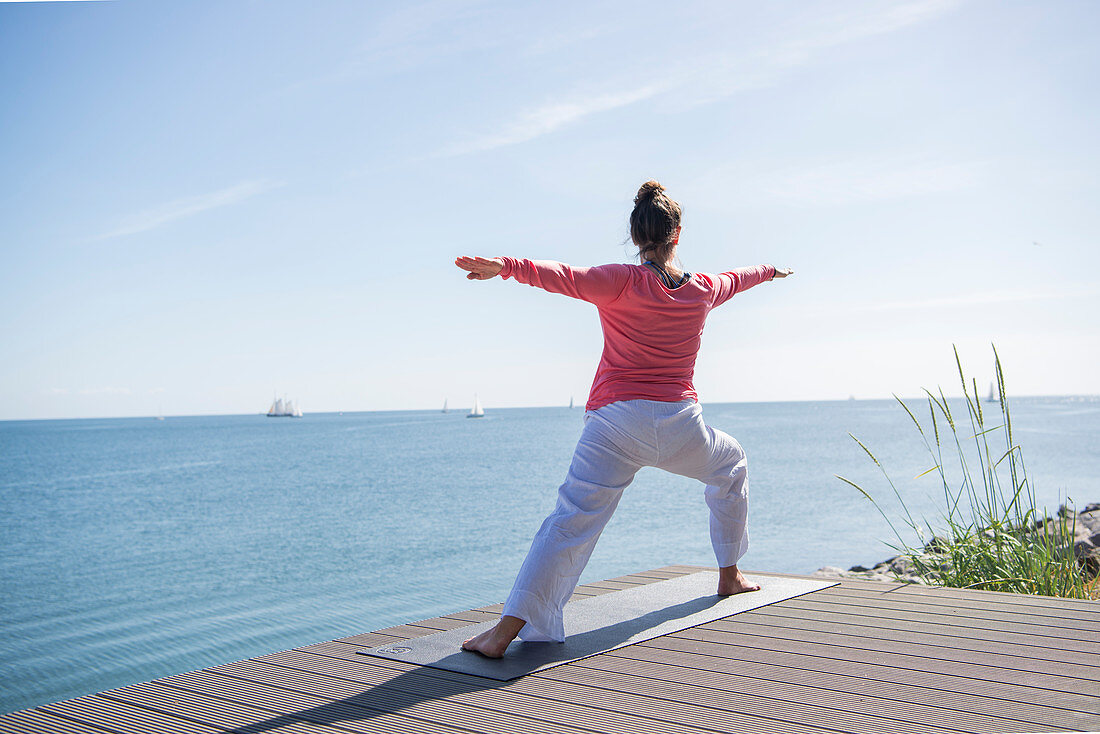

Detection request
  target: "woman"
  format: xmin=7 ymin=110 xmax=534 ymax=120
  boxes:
xmin=455 ymin=180 xmax=792 ymax=658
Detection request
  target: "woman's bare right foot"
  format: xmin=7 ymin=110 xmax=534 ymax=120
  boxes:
xmin=461 ymin=615 xmax=526 ymax=658
xmin=718 ymin=564 xmax=761 ymax=595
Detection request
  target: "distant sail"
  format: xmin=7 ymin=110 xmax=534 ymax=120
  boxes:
xmin=467 ymin=394 xmax=484 ymax=418
xmin=442 ymin=398 xmax=448 ymax=414
xmin=569 ymin=396 xmax=574 ymax=409
xmin=267 ymin=393 xmax=304 ymax=417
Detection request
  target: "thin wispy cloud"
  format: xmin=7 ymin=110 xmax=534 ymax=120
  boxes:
xmin=93 ymin=179 xmax=281 ymax=241
xmin=776 ymin=0 xmax=961 ymax=63
xmin=445 ymin=0 xmax=962 ymax=155
xmin=443 ymin=84 xmax=667 ymax=156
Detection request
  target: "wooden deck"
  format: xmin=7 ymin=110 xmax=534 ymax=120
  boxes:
xmin=3 ymin=566 xmax=1099 ymax=734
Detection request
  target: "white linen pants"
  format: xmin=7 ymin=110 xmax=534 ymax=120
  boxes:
xmin=501 ymin=399 xmax=749 ymax=642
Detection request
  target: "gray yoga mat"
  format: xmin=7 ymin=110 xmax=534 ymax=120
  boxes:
xmin=358 ymin=571 xmax=837 ymax=680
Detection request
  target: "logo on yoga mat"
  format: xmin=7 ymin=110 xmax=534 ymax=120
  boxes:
xmin=377 ymin=646 xmax=412 ymax=654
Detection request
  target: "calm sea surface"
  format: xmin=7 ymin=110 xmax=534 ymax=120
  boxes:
xmin=2 ymin=396 xmax=1098 ymax=713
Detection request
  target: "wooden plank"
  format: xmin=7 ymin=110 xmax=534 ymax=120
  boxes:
xmin=610 ymin=639 xmax=1100 ymax=715
xmin=718 ymin=608 xmax=1100 ymax=663
xmin=157 ymin=664 xmax=758 ymax=734
xmin=764 ymin=569 xmax=1099 ymax=614
xmin=647 ymin=630 xmax=1096 ymax=692
xmin=891 ymin=580 xmax=1100 ymax=613
xmin=820 ymin=585 xmax=1100 ymax=623
xmin=40 ymin=694 xmax=230 ymax=734
xmin=238 ymin=648 xmax=980 ymax=734
xmin=540 ymin=655 xmax=1054 ymax=734
xmin=734 ymin=604 xmax=1100 ymax=656
xmin=773 ymin=596 xmax=1092 ymax=641
xmin=438 ymin=609 xmax=498 ymax=623
xmin=471 ymin=602 xmax=505 ymax=614
xmin=105 ymin=679 xmax=477 ymax=734
xmin=198 ymin=657 xmax=839 ymax=734
xmin=0 ymin=709 xmax=119 ymax=734
xmin=331 ymin=631 xmax=405 ymax=647
xmin=572 ymin=648 xmax=1100 ymax=732
xmin=153 ymin=669 xmax=588 ymax=734
xmin=229 ymin=647 xmax=869 ymax=734
xmin=673 ymin=623 xmax=1100 ymax=681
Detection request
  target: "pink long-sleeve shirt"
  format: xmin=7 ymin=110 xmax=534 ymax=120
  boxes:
xmin=498 ymin=258 xmax=775 ymax=411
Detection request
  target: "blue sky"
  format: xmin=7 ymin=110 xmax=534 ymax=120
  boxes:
xmin=2 ymin=0 xmax=1098 ymax=419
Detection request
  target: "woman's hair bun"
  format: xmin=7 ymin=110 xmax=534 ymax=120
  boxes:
xmin=634 ymin=179 xmax=665 ymax=204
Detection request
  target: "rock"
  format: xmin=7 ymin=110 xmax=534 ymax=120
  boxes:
xmin=923 ymin=536 xmax=951 ymax=553
xmin=885 ymin=556 xmax=919 ymax=576
xmin=1077 ymin=507 xmax=1100 ymax=533
xmin=814 ymin=563 xmax=928 ymax=585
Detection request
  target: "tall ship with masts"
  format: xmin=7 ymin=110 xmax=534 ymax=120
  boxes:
xmin=267 ymin=393 xmax=303 ymax=418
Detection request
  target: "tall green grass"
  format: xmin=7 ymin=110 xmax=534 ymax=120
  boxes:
xmin=836 ymin=346 xmax=1088 ymax=598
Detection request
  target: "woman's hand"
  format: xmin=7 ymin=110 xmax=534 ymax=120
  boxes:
xmin=455 ymin=256 xmax=504 ymax=280
xmin=772 ymin=267 xmax=794 ymax=279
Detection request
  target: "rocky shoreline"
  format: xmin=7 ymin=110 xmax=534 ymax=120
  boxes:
xmin=814 ymin=502 xmax=1100 ymax=587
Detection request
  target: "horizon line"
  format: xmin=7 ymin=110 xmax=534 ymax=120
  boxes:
xmin=3 ymin=392 xmax=1097 ymax=423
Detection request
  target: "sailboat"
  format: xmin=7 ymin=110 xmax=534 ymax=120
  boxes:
xmin=987 ymin=381 xmax=999 ymax=403
xmin=568 ymin=396 xmax=575 ymax=409
xmin=267 ymin=393 xmax=304 ymax=417
xmin=467 ymin=394 xmax=484 ymax=419
xmin=442 ymin=398 xmax=449 ymax=414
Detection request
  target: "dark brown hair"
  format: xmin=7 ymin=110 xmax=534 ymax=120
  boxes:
xmin=629 ymin=180 xmax=682 ymax=264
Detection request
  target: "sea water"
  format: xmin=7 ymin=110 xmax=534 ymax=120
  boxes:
xmin=2 ymin=397 xmax=1097 ymax=713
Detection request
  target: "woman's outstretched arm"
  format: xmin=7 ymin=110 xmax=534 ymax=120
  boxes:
xmin=455 ymin=256 xmax=630 ymax=305
xmin=710 ymin=264 xmax=793 ymax=307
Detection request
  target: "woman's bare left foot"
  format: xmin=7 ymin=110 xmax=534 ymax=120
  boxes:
xmin=718 ymin=564 xmax=762 ymax=595
xmin=461 ymin=615 xmax=525 ymax=658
